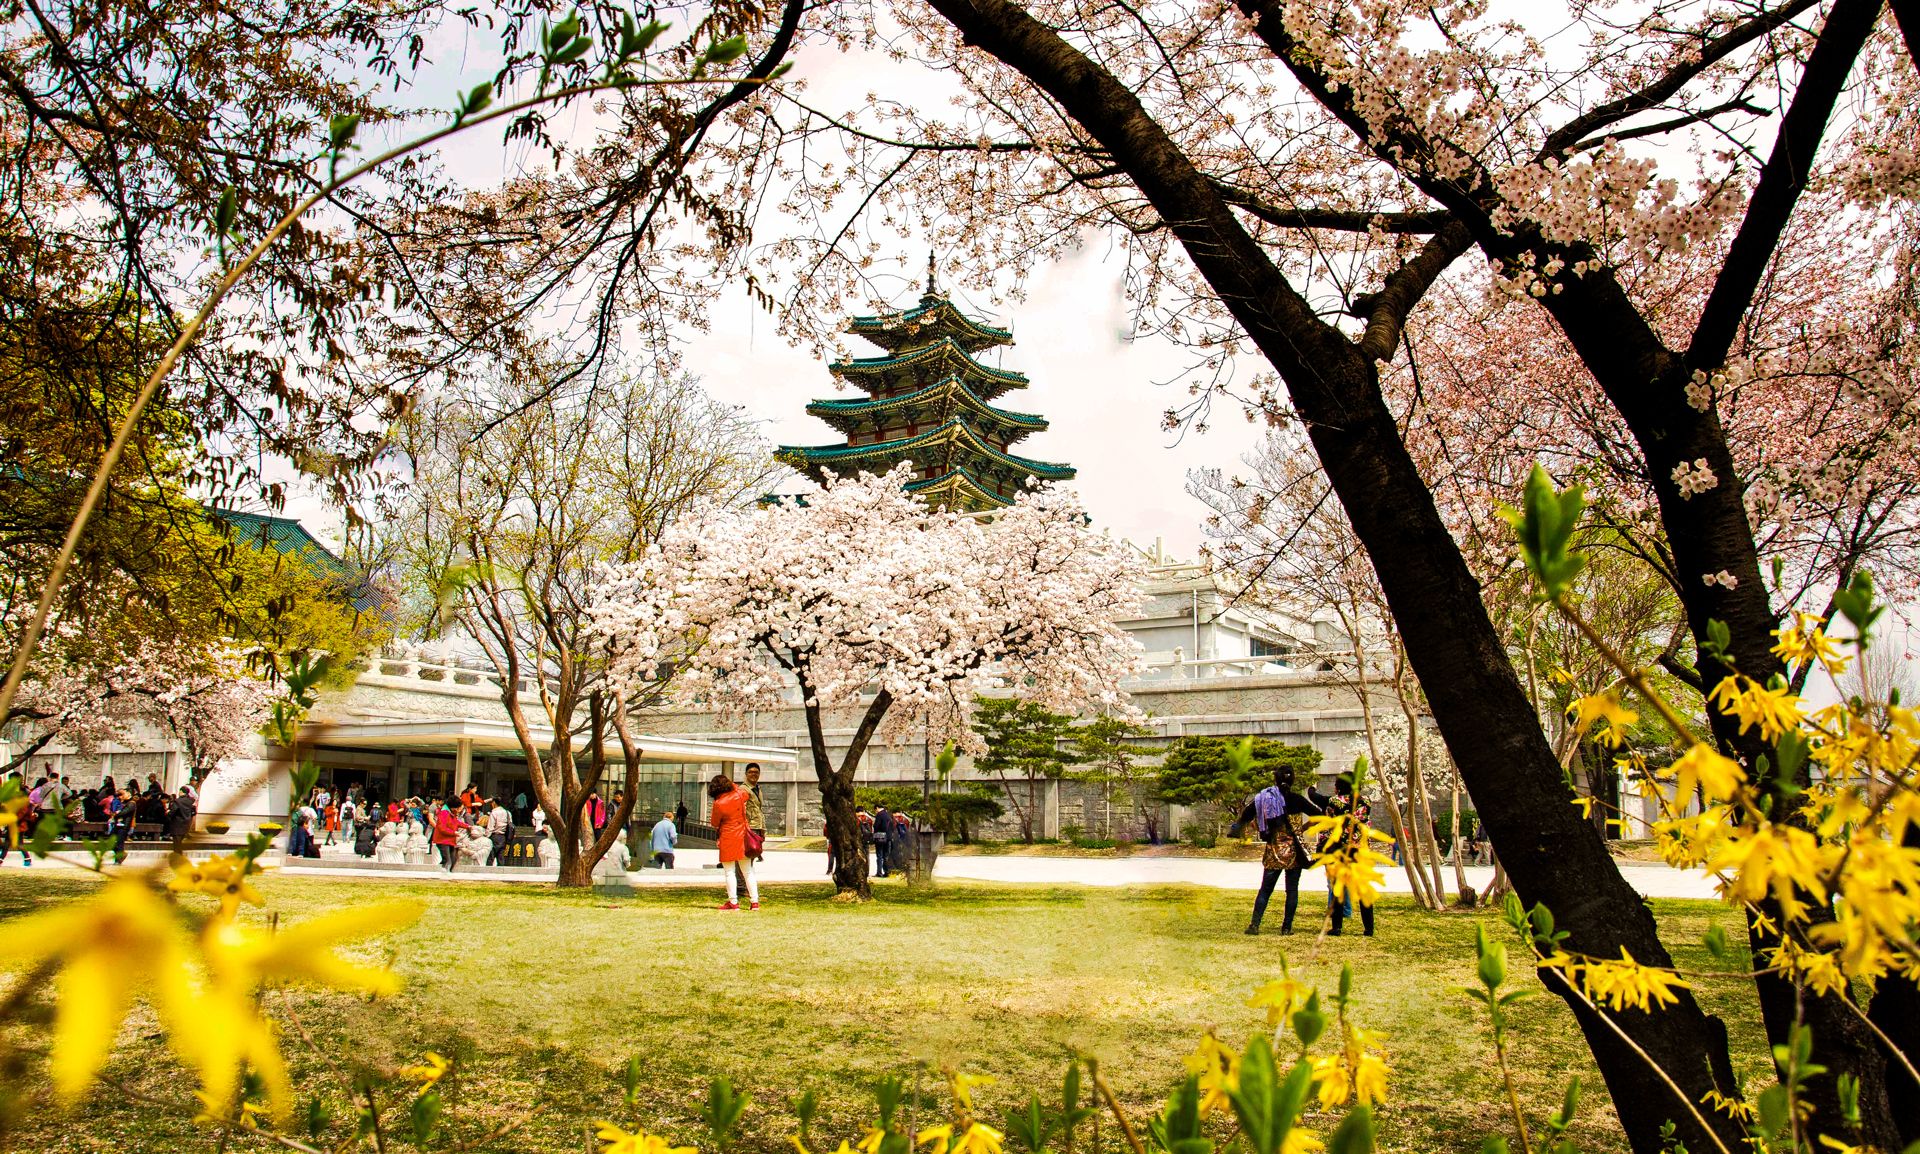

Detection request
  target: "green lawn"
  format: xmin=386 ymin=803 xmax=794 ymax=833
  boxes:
xmin=0 ymin=874 xmax=1770 ymax=1153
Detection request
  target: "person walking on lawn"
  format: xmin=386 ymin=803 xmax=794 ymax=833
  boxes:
xmin=649 ymin=810 xmax=678 ymax=869
xmin=708 ymin=774 xmax=758 ymax=910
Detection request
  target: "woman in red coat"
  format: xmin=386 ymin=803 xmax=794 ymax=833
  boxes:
xmin=431 ymin=801 xmax=467 ymax=873
xmin=707 ymin=774 xmax=758 ymax=910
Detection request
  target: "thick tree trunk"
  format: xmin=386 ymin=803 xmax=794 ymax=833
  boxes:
xmin=820 ymin=768 xmax=869 ymax=897
xmin=800 ymin=681 xmax=893 ymax=899
xmin=909 ymin=4 xmax=1745 ymax=1148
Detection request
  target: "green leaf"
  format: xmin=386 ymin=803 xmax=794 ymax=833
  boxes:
xmin=305 ymin=1095 xmax=333 ymax=1140
xmin=936 ymin=742 xmax=958 ymax=778
xmin=1702 ymin=618 xmax=1731 ymax=662
xmin=1160 ymin=1077 xmax=1204 ymax=1146
xmin=1703 ymin=925 xmax=1729 ymax=959
xmin=1291 ymin=992 xmax=1326 ymax=1049
xmin=625 ymin=1055 xmax=644 ymax=1106
xmin=1833 ymin=570 xmax=1884 ymax=645
xmin=458 ymin=82 xmax=494 ymax=120
xmin=1476 ymin=924 xmax=1507 ymax=990
xmin=1756 ymin=1083 xmax=1790 ymax=1139
xmin=1504 ymin=464 xmax=1586 ymax=600
xmin=1229 ymin=1041 xmax=1312 ymax=1154
xmin=1479 ymin=1140 xmax=1511 ymax=1154
xmin=1325 ymin=1105 xmax=1376 ymax=1154
xmin=619 ymin=15 xmax=671 ymax=58
xmin=409 ymin=1090 xmax=441 ymax=1145
xmin=875 ymin=1075 xmax=905 ymax=1128
xmin=552 ymin=34 xmax=592 ymax=64
xmin=214 ymin=186 xmax=238 ymax=238
xmin=1548 ymin=1077 xmax=1580 ymax=1132
xmin=792 ymin=1089 xmax=818 ymax=1139
xmin=702 ymin=1077 xmax=751 ymax=1149
xmin=1005 ymin=1093 xmax=1053 ymax=1154
xmin=546 ymin=10 xmax=582 ymax=52
xmin=1337 ymin=963 xmax=1353 ymax=1006
xmin=702 ymin=33 xmax=750 ymax=66
xmin=328 ymin=112 xmax=363 ymax=151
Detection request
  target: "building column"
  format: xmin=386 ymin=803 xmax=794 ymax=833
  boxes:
xmin=454 ymin=739 xmax=473 ymax=795
xmin=391 ymin=753 xmax=410 ymax=802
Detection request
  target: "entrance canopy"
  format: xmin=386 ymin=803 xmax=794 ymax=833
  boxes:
xmin=298 ymin=718 xmax=796 ymax=767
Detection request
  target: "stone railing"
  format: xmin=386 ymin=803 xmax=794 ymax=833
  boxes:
xmin=1134 ymin=649 xmax=1362 ymax=681
xmin=351 ymin=652 xmax=555 ymax=696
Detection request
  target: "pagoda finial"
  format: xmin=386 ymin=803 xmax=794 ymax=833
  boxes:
xmin=926 ymin=252 xmax=938 ymax=295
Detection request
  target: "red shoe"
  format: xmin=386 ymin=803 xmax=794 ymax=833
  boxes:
xmin=718 ymin=901 xmax=740 ymax=910
xmin=749 ymin=902 xmax=760 ymax=910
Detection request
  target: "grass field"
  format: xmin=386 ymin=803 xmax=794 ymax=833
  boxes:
xmin=0 ymin=873 xmax=1770 ymax=1154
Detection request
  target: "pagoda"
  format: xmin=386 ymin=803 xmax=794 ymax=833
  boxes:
xmin=775 ymin=266 xmax=1076 ymax=512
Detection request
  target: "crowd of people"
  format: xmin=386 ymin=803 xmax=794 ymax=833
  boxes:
xmin=0 ymin=765 xmax=199 ymax=864
xmin=839 ymin=803 xmax=914 ymax=878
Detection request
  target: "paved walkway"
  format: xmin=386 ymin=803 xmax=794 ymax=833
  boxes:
xmin=3 ymin=846 xmax=1721 ymax=899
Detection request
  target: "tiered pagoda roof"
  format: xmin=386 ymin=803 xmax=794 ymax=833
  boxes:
xmin=776 ymin=277 xmax=1075 ymax=512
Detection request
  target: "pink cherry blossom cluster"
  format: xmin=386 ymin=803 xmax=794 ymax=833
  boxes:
xmin=12 ymin=632 xmax=277 ymax=769
xmin=587 ymin=465 xmax=1146 ymax=751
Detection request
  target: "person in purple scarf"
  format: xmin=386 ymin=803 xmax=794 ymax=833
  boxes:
xmin=1233 ymin=766 xmax=1324 ymax=935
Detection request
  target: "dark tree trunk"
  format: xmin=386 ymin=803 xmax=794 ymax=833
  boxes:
xmin=909 ymin=3 xmax=1744 ymax=1149
xmin=819 ymin=767 xmax=868 ymax=897
xmin=800 ymin=679 xmax=893 ymax=899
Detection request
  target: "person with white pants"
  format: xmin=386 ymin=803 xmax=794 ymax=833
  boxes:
xmin=707 ymin=773 xmax=760 ymax=910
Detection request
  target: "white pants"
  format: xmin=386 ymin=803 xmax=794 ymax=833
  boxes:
xmin=725 ymin=859 xmax=759 ymax=905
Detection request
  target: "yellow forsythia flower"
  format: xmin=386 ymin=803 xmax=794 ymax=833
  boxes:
xmin=1184 ymin=1031 xmax=1238 ymax=1115
xmin=400 ymin=1051 xmax=451 ymax=1086
xmin=1311 ymin=1022 xmax=1388 ymax=1108
xmin=168 ymin=854 xmax=265 ymax=919
xmin=1770 ymin=613 xmax=1850 ymax=677
xmin=596 ymin=1121 xmax=699 ymax=1154
xmin=0 ymin=878 xmax=198 ymax=1105
xmin=1663 ymin=743 xmax=1745 ymax=805
xmin=1706 ymin=675 xmax=1803 ymax=742
xmin=0 ymin=793 xmax=26 ymax=846
xmin=1702 ymin=1089 xmax=1754 ymax=1122
xmin=1283 ymin=1129 xmax=1325 ymax=1154
xmin=192 ymin=1090 xmax=266 ymax=1130
xmin=949 ymin=1122 xmax=1005 ymax=1154
xmin=1568 ymin=691 xmax=1638 ymax=748
xmin=1247 ymin=972 xmax=1309 ymax=1027
xmin=1552 ymin=948 xmax=1690 ymax=1013
xmin=185 ymin=900 xmax=424 ymax=1121
xmin=1710 ymin=823 xmax=1832 ymax=922
xmin=949 ymin=1071 xmax=995 ymax=1113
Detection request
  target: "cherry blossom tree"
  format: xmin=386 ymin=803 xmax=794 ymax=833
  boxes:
xmin=6 ymin=633 xmax=276 ymax=777
xmin=588 ymin=465 xmax=1144 ymax=897
xmin=391 ymin=362 xmax=774 ymax=888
